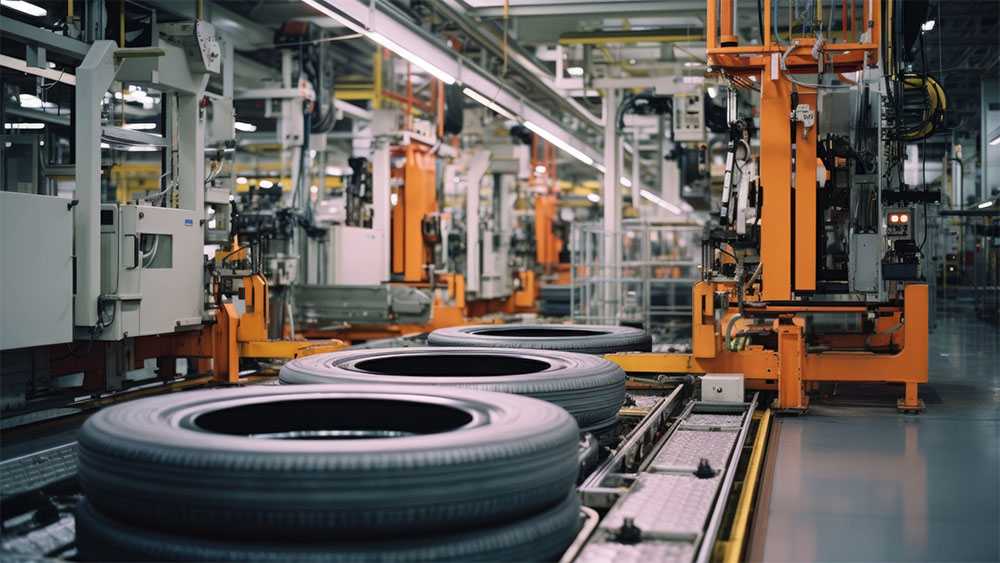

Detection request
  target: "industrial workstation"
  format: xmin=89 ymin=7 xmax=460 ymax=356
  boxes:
xmin=1 ymin=0 xmax=998 ymax=561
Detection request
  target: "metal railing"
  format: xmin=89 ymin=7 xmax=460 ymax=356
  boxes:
xmin=570 ymin=221 xmax=700 ymax=338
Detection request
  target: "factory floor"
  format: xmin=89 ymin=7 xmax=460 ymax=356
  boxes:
xmin=751 ymin=307 xmax=1000 ymax=562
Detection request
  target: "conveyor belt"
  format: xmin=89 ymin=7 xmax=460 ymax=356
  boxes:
xmin=0 ymin=442 xmax=78 ymax=501
xmin=575 ymin=394 xmax=757 ymax=563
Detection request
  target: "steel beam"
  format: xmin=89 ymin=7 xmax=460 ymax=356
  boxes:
xmin=0 ymin=16 xmax=90 ymax=59
xmin=470 ymin=0 xmax=702 ymax=17
xmin=306 ymin=0 xmax=602 ymax=167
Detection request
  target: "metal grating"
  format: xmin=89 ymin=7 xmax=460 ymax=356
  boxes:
xmin=600 ymin=473 xmax=722 ymax=537
xmin=652 ymin=430 xmax=737 ymax=470
xmin=0 ymin=442 xmax=78 ymax=500
xmin=576 ymin=540 xmax=696 ymax=563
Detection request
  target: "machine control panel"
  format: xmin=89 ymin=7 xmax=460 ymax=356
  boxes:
xmin=885 ymin=208 xmax=913 ymax=239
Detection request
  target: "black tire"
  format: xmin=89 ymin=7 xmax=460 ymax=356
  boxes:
xmin=539 ymin=285 xmax=572 ymax=304
xmin=427 ymin=324 xmax=652 ymax=354
xmin=75 ymin=494 xmax=581 ymax=562
xmin=280 ymin=348 xmax=626 ymax=432
xmin=77 ymin=385 xmax=578 ymax=540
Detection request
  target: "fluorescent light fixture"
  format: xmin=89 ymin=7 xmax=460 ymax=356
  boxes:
xmin=236 ymin=177 xmax=248 ymax=185
xmin=566 ymin=66 xmax=584 ymax=77
xmin=123 ymin=123 xmax=157 ymax=131
xmin=619 ymin=176 xmax=633 ymax=188
xmin=299 ymin=0 xmax=366 ymax=34
xmin=126 ymin=146 xmax=159 ymax=152
xmin=978 ymin=200 xmax=994 ymax=209
xmin=534 ymin=165 xmax=547 ymax=174
xmin=1 ymin=1 xmax=47 ymax=16
xmin=594 ymin=163 xmax=606 ymax=174
xmin=462 ymin=87 xmax=516 ymax=120
xmin=684 ymin=61 xmax=703 ymax=68
xmin=523 ymin=121 xmax=594 ymax=167
xmin=100 ymin=142 xmax=110 ymax=149
xmin=18 ymin=94 xmax=43 ymax=108
xmin=990 ymin=135 xmax=1000 ymax=146
xmin=639 ymin=189 xmax=681 ymax=214
xmin=921 ymin=19 xmax=935 ymax=32
xmin=368 ymin=31 xmax=456 ymax=85
xmin=325 ymin=165 xmax=345 ymax=176
xmin=4 ymin=122 xmax=44 ymax=129
xmin=587 ymin=193 xmax=601 ymax=203
xmin=234 ymin=121 xmax=257 ymax=132
xmin=310 ymin=185 xmax=319 ymax=194
xmin=259 ymin=180 xmax=274 ymax=188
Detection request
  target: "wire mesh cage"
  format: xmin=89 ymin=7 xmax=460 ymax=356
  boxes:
xmin=570 ymin=221 xmax=701 ymax=340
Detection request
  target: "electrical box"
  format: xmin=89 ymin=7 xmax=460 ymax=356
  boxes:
xmin=701 ymin=373 xmax=745 ymax=403
xmin=1 ymin=192 xmax=74 ymax=350
xmin=672 ymin=92 xmax=705 ymax=141
xmin=97 ymin=204 xmax=204 ymax=340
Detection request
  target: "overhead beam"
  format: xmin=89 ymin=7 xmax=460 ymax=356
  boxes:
xmin=470 ymin=0 xmax=703 ymax=17
xmin=0 ymin=16 xmax=90 ymax=59
xmin=306 ymin=0 xmax=603 ymax=167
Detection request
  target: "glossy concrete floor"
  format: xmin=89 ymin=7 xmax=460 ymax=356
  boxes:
xmin=751 ymin=306 xmax=1000 ymax=562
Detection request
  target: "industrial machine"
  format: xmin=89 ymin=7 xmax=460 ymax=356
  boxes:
xmin=0 ymin=15 xmax=342 ymax=412
xmin=610 ymin=0 xmax=934 ymax=413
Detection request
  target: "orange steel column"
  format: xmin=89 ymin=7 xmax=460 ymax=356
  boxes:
xmin=760 ymin=67 xmax=794 ymax=301
xmin=402 ymin=145 xmax=437 ymax=282
xmin=776 ymin=317 xmax=808 ymax=411
xmin=719 ymin=0 xmax=737 ymax=45
xmin=794 ymin=89 xmax=818 ymax=291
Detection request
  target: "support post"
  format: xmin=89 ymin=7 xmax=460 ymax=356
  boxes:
xmin=775 ymin=317 xmax=808 ymax=411
xmin=602 ymin=89 xmax=620 ymax=322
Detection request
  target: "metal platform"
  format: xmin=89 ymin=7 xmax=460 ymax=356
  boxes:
xmin=575 ymin=393 xmax=757 ymax=563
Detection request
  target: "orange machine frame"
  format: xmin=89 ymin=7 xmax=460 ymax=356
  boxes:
xmin=606 ymin=0 xmax=926 ymax=413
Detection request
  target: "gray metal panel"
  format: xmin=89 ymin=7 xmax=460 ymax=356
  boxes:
xmin=600 ymin=473 xmax=722 ymax=538
xmin=0 ymin=192 xmax=73 ymax=350
xmin=652 ymin=430 xmax=737 ymax=470
xmin=577 ymin=540 xmax=696 ymax=563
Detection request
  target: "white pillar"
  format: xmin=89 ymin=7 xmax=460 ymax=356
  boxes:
xmin=602 ymin=89 xmax=620 ymax=323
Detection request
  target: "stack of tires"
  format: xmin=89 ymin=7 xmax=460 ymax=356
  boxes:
xmin=75 ymin=385 xmax=581 ymax=562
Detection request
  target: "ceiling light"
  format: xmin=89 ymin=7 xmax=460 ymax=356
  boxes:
xmin=990 ymin=135 xmax=1000 ymax=146
xmin=259 ymin=180 xmax=274 ymax=188
xmin=587 ymin=193 xmax=601 ymax=203
xmin=535 ymin=165 xmax=547 ymax=174
xmin=619 ymin=176 xmax=633 ymax=188
xmin=4 ymin=122 xmax=44 ymax=129
xmin=123 ymin=123 xmax=157 ymax=130
xmin=236 ymin=177 xmax=248 ymax=185
xmin=462 ymin=87 xmax=516 ymax=120
xmin=234 ymin=121 xmax=257 ymax=132
xmin=325 ymin=165 xmax=345 ymax=176
xmin=18 ymin=94 xmax=43 ymax=108
xmin=367 ymin=31 xmax=456 ymax=85
xmin=523 ymin=121 xmax=594 ymax=167
xmin=978 ymin=200 xmax=994 ymax=209
xmin=639 ymin=189 xmax=681 ymax=214
xmin=921 ymin=19 xmax=935 ymax=32
xmin=594 ymin=163 xmax=606 ymax=174
xmin=126 ymin=146 xmax=159 ymax=152
xmin=566 ymin=66 xmax=584 ymax=77
xmin=1 ymin=1 xmax=47 ymax=17
xmin=684 ymin=61 xmax=703 ymax=68
xmin=310 ymin=185 xmax=319 ymax=194
xmin=300 ymin=0 xmax=366 ymax=33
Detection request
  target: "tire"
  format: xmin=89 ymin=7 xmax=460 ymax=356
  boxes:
xmin=280 ymin=348 xmax=626 ymax=432
xmin=75 ymin=494 xmax=581 ymax=562
xmin=427 ymin=324 xmax=652 ymax=354
xmin=77 ymin=385 xmax=578 ymax=540
xmin=539 ymin=285 xmax=572 ymax=304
